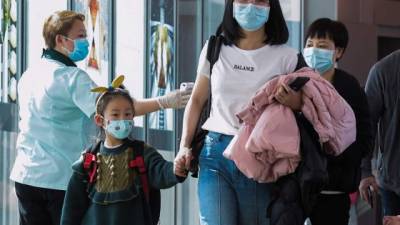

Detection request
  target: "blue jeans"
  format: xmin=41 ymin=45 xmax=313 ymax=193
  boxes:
xmin=198 ymin=131 xmax=272 ymax=225
xmin=380 ymin=188 xmax=400 ymax=216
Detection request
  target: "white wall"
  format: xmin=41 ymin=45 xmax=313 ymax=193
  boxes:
xmin=26 ymin=0 xmax=68 ymax=68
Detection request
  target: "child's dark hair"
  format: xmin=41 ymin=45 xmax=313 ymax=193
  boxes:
xmin=95 ymin=88 xmax=134 ymax=139
xmin=305 ymin=18 xmax=349 ymax=61
xmin=95 ymin=88 xmax=134 ymax=116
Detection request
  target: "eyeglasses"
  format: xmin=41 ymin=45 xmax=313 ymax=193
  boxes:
xmin=234 ymin=0 xmax=270 ymax=6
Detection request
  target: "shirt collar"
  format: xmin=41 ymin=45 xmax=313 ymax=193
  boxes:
xmin=42 ymin=48 xmax=77 ymax=67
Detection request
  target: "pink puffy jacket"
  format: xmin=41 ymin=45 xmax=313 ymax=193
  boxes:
xmin=223 ymin=68 xmax=356 ymax=183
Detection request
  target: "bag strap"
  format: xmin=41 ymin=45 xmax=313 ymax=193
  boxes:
xmin=188 ymin=35 xmax=224 ymax=179
xmin=83 ymin=140 xmax=102 ymax=185
xmin=204 ymin=34 xmax=224 ymax=116
xmin=127 ymin=140 xmax=150 ymax=202
xmin=206 ymin=35 xmax=224 ymax=77
xmin=82 ymin=139 xmax=150 ymax=201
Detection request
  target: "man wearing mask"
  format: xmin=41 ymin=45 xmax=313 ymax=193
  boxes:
xmin=10 ymin=10 xmax=190 ymax=225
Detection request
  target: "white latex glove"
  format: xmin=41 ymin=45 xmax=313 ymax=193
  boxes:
xmin=157 ymin=89 xmax=191 ymax=109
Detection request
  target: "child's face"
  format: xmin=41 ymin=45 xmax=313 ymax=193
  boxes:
xmin=95 ymin=96 xmax=134 ymax=129
xmin=103 ymin=97 xmax=134 ymax=122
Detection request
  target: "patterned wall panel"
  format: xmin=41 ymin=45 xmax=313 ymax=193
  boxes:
xmin=72 ymin=0 xmax=110 ymax=87
xmin=0 ymin=0 xmax=18 ymax=103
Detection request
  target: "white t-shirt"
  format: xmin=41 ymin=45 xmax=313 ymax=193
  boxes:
xmin=197 ymin=41 xmax=298 ymax=135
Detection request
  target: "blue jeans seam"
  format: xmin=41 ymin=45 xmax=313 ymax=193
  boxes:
xmin=218 ymin=172 xmax=222 ymax=225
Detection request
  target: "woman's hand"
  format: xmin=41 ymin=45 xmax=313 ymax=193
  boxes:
xmin=274 ymin=84 xmax=303 ymax=111
xmin=173 ymin=146 xmax=193 ymax=177
xmin=359 ymin=176 xmax=379 ymax=205
xmin=157 ymin=89 xmax=192 ymax=109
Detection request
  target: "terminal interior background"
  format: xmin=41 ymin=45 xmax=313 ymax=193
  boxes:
xmin=1 ymin=0 xmax=399 ymax=224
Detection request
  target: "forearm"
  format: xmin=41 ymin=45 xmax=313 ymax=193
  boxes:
xmin=133 ymin=89 xmax=191 ymax=116
xmin=180 ymin=98 xmax=205 ymax=148
xmin=134 ymin=98 xmax=160 ymax=116
xmin=145 ymin=147 xmax=184 ymax=189
xmin=361 ymin=153 xmax=374 ymax=178
xmin=361 ymin=107 xmax=379 ymax=178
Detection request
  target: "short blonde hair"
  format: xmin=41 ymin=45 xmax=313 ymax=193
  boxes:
xmin=42 ymin=10 xmax=85 ymax=49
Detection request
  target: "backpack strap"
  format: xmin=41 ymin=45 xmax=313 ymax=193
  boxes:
xmin=206 ymin=35 xmax=224 ymax=74
xmin=82 ymin=140 xmax=102 ymax=185
xmin=127 ymin=139 xmax=150 ymax=202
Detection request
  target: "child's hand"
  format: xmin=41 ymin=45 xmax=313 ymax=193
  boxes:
xmin=174 ymin=154 xmax=188 ymax=177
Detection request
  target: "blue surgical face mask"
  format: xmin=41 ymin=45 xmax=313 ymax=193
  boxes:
xmin=63 ymin=36 xmax=89 ymax=62
xmin=303 ymin=47 xmax=335 ymax=74
xmin=233 ymin=3 xmax=270 ymax=32
xmin=105 ymin=119 xmax=134 ymax=140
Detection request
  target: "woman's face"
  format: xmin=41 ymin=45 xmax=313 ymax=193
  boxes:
xmin=233 ymin=0 xmax=271 ymax=33
xmin=305 ymin=36 xmax=343 ymax=62
xmin=60 ymin=20 xmax=87 ymax=53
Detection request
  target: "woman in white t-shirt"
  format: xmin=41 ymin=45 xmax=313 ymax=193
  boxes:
xmin=175 ymin=0 xmax=303 ymax=224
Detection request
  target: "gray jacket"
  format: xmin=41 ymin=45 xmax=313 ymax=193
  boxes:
xmin=362 ymin=50 xmax=400 ymax=194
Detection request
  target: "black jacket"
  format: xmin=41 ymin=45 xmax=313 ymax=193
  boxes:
xmin=325 ymin=69 xmax=373 ymax=193
xmin=268 ymin=114 xmax=328 ymax=225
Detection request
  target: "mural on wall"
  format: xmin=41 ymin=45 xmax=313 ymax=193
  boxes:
xmin=0 ymin=0 xmax=18 ymax=103
xmin=73 ymin=0 xmax=109 ymax=86
xmin=148 ymin=0 xmax=175 ymax=130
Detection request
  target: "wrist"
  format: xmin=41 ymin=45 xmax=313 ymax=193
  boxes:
xmin=180 ymin=146 xmax=192 ymax=151
xmin=156 ymin=97 xmax=165 ymax=109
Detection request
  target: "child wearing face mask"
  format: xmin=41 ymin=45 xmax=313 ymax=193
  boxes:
xmin=60 ymin=76 xmax=186 ymax=225
xmin=302 ymin=18 xmax=373 ymax=225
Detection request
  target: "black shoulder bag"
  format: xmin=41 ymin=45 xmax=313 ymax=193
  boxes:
xmin=189 ymin=35 xmax=224 ymax=177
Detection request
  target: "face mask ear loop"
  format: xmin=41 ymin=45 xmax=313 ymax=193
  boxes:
xmin=60 ymin=35 xmax=73 ymax=55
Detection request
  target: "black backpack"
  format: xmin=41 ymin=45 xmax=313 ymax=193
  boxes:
xmin=82 ymin=139 xmax=161 ymax=225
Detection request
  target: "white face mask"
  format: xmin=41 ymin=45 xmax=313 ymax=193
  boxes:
xmin=303 ymin=47 xmax=335 ymax=74
xmin=233 ymin=3 xmax=270 ymax=31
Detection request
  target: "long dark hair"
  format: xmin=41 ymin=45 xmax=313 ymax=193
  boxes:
xmin=217 ymin=0 xmax=289 ymax=45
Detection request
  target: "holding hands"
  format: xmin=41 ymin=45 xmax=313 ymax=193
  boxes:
xmin=173 ymin=146 xmax=193 ymax=177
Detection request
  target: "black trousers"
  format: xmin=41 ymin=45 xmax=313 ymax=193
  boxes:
xmin=15 ymin=182 xmax=66 ymax=225
xmin=309 ymin=193 xmax=351 ymax=225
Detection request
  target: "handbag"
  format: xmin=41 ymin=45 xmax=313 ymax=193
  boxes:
xmin=189 ymin=35 xmax=224 ymax=177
